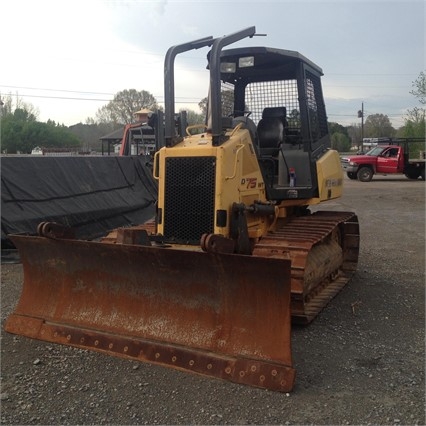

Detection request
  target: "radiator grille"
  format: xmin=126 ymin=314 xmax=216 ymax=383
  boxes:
xmin=164 ymin=156 xmax=216 ymax=244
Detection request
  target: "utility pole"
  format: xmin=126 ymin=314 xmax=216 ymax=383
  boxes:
xmin=357 ymin=102 xmax=364 ymax=152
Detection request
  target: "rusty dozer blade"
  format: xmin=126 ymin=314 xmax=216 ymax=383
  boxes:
xmin=5 ymin=235 xmax=295 ymax=392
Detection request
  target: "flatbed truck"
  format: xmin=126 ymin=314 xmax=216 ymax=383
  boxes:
xmin=341 ymin=138 xmax=425 ymax=182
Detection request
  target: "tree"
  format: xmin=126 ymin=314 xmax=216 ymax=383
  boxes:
xmin=1 ymin=97 xmax=81 ymax=154
xmin=184 ymin=109 xmax=204 ymax=126
xmin=198 ymin=89 xmax=234 ymax=122
xmin=398 ymin=108 xmax=425 ymax=138
xmin=400 ymin=71 xmax=426 ymax=138
xmin=330 ymin=132 xmax=351 ymax=153
xmin=288 ymin=109 xmax=301 ymax=128
xmin=13 ymin=107 xmax=37 ymax=122
xmin=198 ymin=97 xmax=208 ymax=117
xmin=346 ymin=124 xmax=362 ymax=150
xmin=0 ymin=93 xmax=39 ymax=121
xmin=2 ymin=119 xmax=81 ymax=154
xmin=68 ymin=121 xmax=119 ymax=152
xmin=364 ymin=114 xmax=396 ymax=138
xmin=410 ymin=71 xmax=426 ymax=105
xmin=95 ymin=89 xmax=159 ymax=125
xmin=329 ymin=122 xmax=351 ymax=152
xmin=328 ymin=122 xmax=349 ymax=138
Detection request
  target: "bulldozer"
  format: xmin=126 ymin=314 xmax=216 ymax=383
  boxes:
xmin=5 ymin=27 xmax=359 ymax=393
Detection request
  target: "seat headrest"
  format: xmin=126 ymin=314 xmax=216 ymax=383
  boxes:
xmin=262 ymin=107 xmax=286 ymax=119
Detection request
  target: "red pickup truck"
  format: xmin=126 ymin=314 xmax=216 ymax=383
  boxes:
xmin=341 ymin=139 xmax=425 ymax=182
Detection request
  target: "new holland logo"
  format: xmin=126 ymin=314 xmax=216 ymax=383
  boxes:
xmin=325 ymin=178 xmax=343 ymax=188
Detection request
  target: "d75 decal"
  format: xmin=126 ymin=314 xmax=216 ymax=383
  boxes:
xmin=241 ymin=178 xmax=257 ymax=189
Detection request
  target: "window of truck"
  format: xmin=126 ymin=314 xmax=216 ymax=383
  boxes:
xmin=365 ymin=146 xmax=386 ymax=156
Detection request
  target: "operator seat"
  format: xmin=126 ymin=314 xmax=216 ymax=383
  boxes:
xmin=257 ymin=107 xmax=287 ymax=156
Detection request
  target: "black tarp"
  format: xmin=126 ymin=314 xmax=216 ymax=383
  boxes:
xmin=1 ymin=156 xmax=157 ymax=247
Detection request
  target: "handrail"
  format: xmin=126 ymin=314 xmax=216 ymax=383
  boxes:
xmin=208 ymin=27 xmax=256 ymax=146
xmin=164 ymin=37 xmax=215 ymax=146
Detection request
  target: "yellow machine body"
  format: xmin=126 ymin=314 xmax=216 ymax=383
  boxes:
xmin=154 ymin=127 xmax=345 ymax=240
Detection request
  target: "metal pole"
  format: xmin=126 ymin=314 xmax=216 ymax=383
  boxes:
xmin=164 ymin=36 xmax=215 ymax=146
xmin=209 ymin=26 xmax=256 ymax=145
xmin=361 ymin=102 xmax=364 ymax=152
xmin=358 ymin=102 xmax=364 ymax=152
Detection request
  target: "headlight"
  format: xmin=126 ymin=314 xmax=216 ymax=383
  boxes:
xmin=349 ymin=161 xmax=358 ymax=166
xmin=239 ymin=56 xmax=254 ymax=68
xmin=220 ymin=62 xmax=236 ymax=73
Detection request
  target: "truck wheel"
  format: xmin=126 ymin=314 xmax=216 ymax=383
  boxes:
xmin=347 ymin=172 xmax=357 ymax=180
xmin=357 ymin=167 xmax=373 ymax=182
xmin=421 ymin=168 xmax=425 ymax=181
xmin=405 ymin=171 xmax=420 ymax=180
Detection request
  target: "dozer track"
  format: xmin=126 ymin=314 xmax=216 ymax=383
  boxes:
xmin=252 ymin=211 xmax=360 ymax=324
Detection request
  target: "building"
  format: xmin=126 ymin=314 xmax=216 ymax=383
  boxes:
xmin=99 ymin=108 xmax=156 ymax=155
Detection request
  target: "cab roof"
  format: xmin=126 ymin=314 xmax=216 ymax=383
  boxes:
xmin=210 ymin=46 xmax=323 ymax=83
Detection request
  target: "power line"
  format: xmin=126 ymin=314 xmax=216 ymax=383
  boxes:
xmin=0 ymin=85 xmax=115 ymax=96
xmin=327 ymin=73 xmax=419 ymax=76
xmin=2 ymin=92 xmax=201 ymax=105
xmin=325 ymin=85 xmax=409 ymax=89
xmin=328 ymin=113 xmax=406 ymax=117
xmin=2 ymin=86 xmax=412 ymax=120
xmin=8 ymin=94 xmax=112 ymax=102
xmin=0 ymin=88 xmax=203 ymax=103
xmin=1 ymin=81 xmax=411 ymax=95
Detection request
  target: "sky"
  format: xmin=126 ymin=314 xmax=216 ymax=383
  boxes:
xmin=1 ymin=0 xmax=424 ymax=129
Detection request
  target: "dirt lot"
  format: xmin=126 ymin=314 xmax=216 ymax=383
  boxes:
xmin=1 ymin=175 xmax=424 ymax=425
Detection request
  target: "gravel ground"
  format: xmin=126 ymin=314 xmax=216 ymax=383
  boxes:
xmin=1 ymin=175 xmax=425 ymax=425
